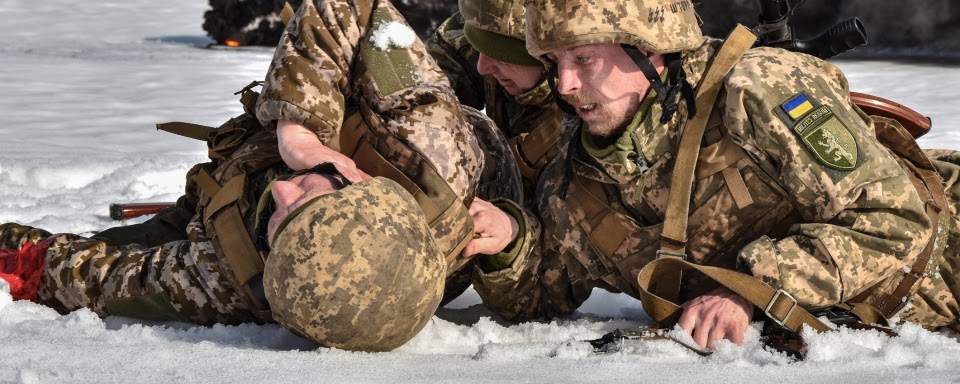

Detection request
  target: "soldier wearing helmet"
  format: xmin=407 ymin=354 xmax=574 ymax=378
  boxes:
xmin=0 ymin=0 xmax=507 ymax=351
xmin=463 ymin=0 xmax=960 ymax=349
xmin=427 ymin=0 xmax=565 ymax=208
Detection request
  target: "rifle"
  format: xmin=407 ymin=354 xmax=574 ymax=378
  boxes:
xmin=109 ymin=202 xmax=176 ymax=221
xmin=752 ymin=0 xmax=931 ymax=138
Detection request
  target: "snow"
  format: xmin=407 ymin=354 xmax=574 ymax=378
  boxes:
xmin=1 ymin=0 xmax=960 ymax=382
xmin=370 ymin=21 xmax=417 ymax=50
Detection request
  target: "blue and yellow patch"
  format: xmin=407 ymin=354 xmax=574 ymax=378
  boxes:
xmin=773 ymin=93 xmax=860 ymax=171
xmin=782 ymin=93 xmax=815 ymax=120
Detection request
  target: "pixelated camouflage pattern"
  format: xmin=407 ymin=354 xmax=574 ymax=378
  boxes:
xmin=265 ymin=177 xmax=445 ymax=351
xmin=428 ymin=13 xmax=566 ymax=207
xmin=256 ymin=0 xmax=483 ymax=206
xmin=0 ymin=219 xmax=260 ymax=325
xmin=903 ymin=149 xmax=960 ymax=330
xmin=460 ymin=0 xmax=526 ymax=41
xmin=473 ymin=40 xmax=959 ymax=330
xmin=524 ymin=0 xmax=702 ymax=59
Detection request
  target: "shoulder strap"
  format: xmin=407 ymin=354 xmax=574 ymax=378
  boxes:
xmin=652 ymin=25 xmax=756 ymax=303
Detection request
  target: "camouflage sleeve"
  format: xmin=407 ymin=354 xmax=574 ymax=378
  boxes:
xmin=0 ymin=221 xmax=256 ymax=325
xmin=257 ymin=0 xmax=482 ymax=201
xmin=721 ymin=48 xmax=932 ymax=308
xmin=471 ymin=154 xmax=596 ymax=322
xmin=425 ymin=13 xmax=486 ymax=110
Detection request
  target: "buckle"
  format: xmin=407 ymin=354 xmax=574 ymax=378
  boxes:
xmin=765 ymin=289 xmax=798 ymax=328
xmin=655 ymin=250 xmax=687 ymax=260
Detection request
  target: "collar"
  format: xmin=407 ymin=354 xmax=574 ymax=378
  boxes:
xmin=512 ymin=78 xmax=554 ymax=108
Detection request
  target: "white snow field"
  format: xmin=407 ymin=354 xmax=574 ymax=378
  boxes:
xmin=1 ymin=1 xmax=960 ymax=383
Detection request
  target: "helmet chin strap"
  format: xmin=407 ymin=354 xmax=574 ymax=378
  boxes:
xmin=544 ymin=59 xmax=579 ymax=116
xmin=620 ymin=44 xmax=697 ymax=123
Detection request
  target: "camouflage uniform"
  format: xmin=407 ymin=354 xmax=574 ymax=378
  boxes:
xmin=473 ymin=33 xmax=960 ymax=330
xmin=0 ymin=129 xmax=287 ymax=324
xmin=0 ymin=0 xmax=486 ymax=337
xmin=256 ymin=0 xmax=485 ymax=271
xmin=427 ymin=10 xmax=564 ymax=205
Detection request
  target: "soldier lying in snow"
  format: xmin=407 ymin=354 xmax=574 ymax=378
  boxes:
xmin=0 ymin=0 xmax=522 ymax=352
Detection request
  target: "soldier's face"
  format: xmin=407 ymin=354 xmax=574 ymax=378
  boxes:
xmin=548 ymin=43 xmax=664 ymax=139
xmin=266 ymin=173 xmax=343 ymax=245
xmin=476 ymin=52 xmax=544 ymax=95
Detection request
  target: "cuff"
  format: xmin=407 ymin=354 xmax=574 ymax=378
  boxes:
xmin=477 ymin=199 xmax=526 ymax=273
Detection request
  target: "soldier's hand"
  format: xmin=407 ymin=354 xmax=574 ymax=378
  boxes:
xmin=677 ymin=287 xmax=753 ymax=349
xmin=277 ymin=119 xmax=372 ymax=183
xmin=462 ymin=198 xmax=519 ymax=258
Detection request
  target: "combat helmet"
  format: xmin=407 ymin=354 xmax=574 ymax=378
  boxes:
xmin=460 ymin=0 xmax=540 ymax=66
xmin=526 ymin=0 xmax=703 ymax=122
xmin=263 ymin=176 xmax=446 ymax=352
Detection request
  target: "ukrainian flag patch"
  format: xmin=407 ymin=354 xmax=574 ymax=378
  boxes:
xmin=782 ymin=93 xmax=814 ymax=120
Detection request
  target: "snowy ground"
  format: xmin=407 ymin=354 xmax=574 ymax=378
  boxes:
xmin=2 ymin=1 xmax=960 ymax=383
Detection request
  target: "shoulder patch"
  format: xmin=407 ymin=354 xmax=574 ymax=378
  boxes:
xmin=360 ymin=6 xmax=422 ymax=97
xmin=774 ymin=93 xmax=859 ymax=171
xmin=794 ymin=105 xmax=858 ymax=170
xmin=781 ymin=93 xmax=814 ymax=120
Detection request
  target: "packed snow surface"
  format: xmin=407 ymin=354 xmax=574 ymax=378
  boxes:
xmin=1 ymin=0 xmax=960 ymax=382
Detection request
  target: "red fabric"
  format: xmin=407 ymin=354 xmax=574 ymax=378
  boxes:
xmin=0 ymin=237 xmax=52 ymax=301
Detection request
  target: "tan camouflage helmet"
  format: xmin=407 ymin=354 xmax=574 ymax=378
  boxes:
xmin=524 ymin=0 xmax=703 ymax=58
xmin=460 ymin=0 xmax=541 ymax=66
xmin=263 ymin=177 xmax=446 ymax=352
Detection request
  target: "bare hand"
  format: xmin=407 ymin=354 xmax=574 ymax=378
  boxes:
xmin=677 ymin=287 xmax=753 ymax=349
xmin=461 ymin=198 xmax=520 ymax=258
xmin=277 ymin=120 xmax=372 ymax=183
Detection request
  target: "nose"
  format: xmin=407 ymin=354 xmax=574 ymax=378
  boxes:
xmin=271 ymin=180 xmax=304 ymax=211
xmin=476 ymin=53 xmax=497 ymax=76
xmin=555 ymin=62 xmax=580 ymax=95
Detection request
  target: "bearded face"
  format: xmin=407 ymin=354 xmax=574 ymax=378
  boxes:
xmin=546 ymin=43 xmax=664 ymax=139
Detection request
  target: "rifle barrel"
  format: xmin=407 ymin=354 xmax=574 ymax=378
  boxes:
xmin=109 ymin=202 xmax=176 ymax=221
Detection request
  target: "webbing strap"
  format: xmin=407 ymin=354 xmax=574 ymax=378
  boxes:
xmin=659 ymin=24 xmax=756 ymax=256
xmin=856 ymin=116 xmax=949 ymax=318
xmin=516 ymin=116 xmax=562 ymax=172
xmin=195 ymin=170 xmax=269 ymax=315
xmin=338 ymin=105 xmax=450 ymax=223
xmin=279 ymin=2 xmax=295 ymax=25
xmin=653 ymin=25 xmax=756 ymax=303
xmin=637 ymin=257 xmax=833 ymax=333
xmin=156 ymin=122 xmax=214 ymax=142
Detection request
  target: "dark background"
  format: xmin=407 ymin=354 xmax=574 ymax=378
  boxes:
xmin=203 ymin=0 xmax=960 ymax=60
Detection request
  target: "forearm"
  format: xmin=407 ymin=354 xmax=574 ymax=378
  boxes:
xmin=471 ymin=201 xmax=591 ymax=321
xmin=276 ymin=119 xmax=357 ymax=171
xmin=256 ymin=0 xmax=365 ymax=143
xmin=738 ymin=175 xmax=931 ymax=308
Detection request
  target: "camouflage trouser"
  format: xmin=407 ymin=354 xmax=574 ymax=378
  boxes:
xmin=0 ymin=222 xmax=258 ymax=325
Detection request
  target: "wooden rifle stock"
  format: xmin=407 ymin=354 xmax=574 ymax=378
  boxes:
xmin=851 ymin=91 xmax=932 ymax=139
xmin=109 ymin=202 xmax=176 ymax=221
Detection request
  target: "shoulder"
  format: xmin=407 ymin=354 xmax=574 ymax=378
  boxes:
xmin=725 ymin=47 xmax=849 ymax=99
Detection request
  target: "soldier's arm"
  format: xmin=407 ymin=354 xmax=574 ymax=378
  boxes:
xmin=426 ymin=12 xmax=487 ymax=110
xmin=722 ymin=48 xmax=931 ymax=308
xmin=258 ymin=0 xmax=482 ymax=199
xmin=256 ymin=0 xmax=365 ymax=144
xmin=470 ymin=172 xmax=595 ymax=322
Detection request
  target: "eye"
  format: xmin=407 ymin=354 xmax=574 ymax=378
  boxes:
xmin=575 ymin=54 xmax=591 ymax=64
